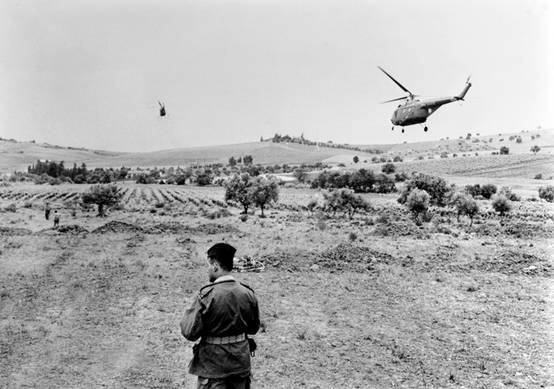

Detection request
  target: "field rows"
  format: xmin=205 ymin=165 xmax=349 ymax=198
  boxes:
xmin=0 ymin=186 xmax=229 ymax=210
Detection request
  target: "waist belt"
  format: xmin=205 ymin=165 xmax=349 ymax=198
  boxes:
xmin=204 ymin=333 xmax=246 ymax=345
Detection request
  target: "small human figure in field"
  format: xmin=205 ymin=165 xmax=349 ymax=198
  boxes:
xmin=44 ymin=203 xmax=51 ymax=220
xmin=180 ymin=243 xmax=260 ymax=389
xmin=53 ymin=211 xmax=60 ymax=228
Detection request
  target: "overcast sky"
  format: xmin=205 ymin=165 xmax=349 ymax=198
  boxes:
xmin=0 ymin=0 xmax=552 ymax=152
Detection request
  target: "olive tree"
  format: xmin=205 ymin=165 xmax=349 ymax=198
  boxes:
xmin=250 ymin=176 xmax=279 ymax=217
xmin=81 ymin=184 xmax=123 ymax=217
xmin=451 ymin=192 xmax=479 ymax=225
xmin=224 ymin=173 xmax=253 ymax=214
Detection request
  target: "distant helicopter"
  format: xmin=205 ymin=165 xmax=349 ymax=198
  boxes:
xmin=158 ymin=101 xmax=166 ymax=117
xmin=378 ymin=66 xmax=471 ymax=133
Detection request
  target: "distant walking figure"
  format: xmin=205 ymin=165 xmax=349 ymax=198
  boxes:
xmin=45 ymin=203 xmax=51 ymax=220
xmin=53 ymin=211 xmax=60 ymax=228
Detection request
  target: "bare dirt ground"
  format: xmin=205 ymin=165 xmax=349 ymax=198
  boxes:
xmin=1 ymin=184 xmax=553 ymax=388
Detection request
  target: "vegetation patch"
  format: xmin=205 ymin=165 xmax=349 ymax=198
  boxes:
xmin=92 ymin=221 xmax=144 ymax=234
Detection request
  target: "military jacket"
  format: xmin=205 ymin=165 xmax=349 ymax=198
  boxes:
xmin=180 ymin=276 xmax=260 ymax=378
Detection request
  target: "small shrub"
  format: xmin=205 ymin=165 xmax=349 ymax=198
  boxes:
xmin=406 ymin=189 xmax=430 ymax=224
xmin=451 ymin=193 xmax=479 ymax=225
xmin=480 ymin=184 xmax=497 ymax=200
xmin=498 ymin=187 xmax=520 ymax=201
xmin=534 ymin=173 xmax=543 ymax=180
xmin=382 ymin=163 xmax=396 ymax=174
xmin=23 ymin=201 xmax=33 ymax=209
xmin=492 ymin=195 xmax=511 ymax=216
xmin=538 ymin=185 xmax=554 ymax=202
xmin=3 ymin=203 xmax=16 ymax=212
xmin=348 ymin=231 xmax=357 ymax=242
xmin=500 ymin=146 xmax=509 ymax=155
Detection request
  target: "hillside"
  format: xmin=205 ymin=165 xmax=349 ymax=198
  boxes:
xmin=1 ymin=129 xmax=552 ymax=174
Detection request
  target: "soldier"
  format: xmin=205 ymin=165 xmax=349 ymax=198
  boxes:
xmin=53 ymin=211 xmax=60 ymax=228
xmin=44 ymin=202 xmax=51 ymax=220
xmin=181 ymin=243 xmax=260 ymax=389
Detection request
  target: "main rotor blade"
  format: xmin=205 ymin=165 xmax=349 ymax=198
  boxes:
xmin=378 ymin=66 xmax=413 ymax=95
xmin=381 ymin=96 xmax=409 ymax=104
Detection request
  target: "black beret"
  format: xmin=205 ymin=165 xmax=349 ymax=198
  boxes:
xmin=207 ymin=243 xmax=236 ymax=260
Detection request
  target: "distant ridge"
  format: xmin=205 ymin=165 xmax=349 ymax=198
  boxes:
xmin=0 ymin=129 xmax=552 ymax=173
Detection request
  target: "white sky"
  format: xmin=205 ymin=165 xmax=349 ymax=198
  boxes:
xmin=0 ymin=0 xmax=552 ymax=152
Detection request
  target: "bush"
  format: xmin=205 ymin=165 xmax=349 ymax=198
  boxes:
xmin=498 ymin=187 xmax=520 ymax=201
xmin=393 ymin=156 xmax=403 ymax=162
xmin=450 ymin=193 xmax=479 ymax=225
xmin=480 ymin=184 xmax=497 ymax=200
xmin=538 ymin=185 xmax=554 ymax=202
xmin=196 ymin=172 xmax=213 ymax=186
xmin=531 ymin=145 xmax=541 ymax=154
xmin=500 ymin=146 xmax=509 ymax=155
xmin=491 ymin=195 xmax=511 ymax=216
xmin=398 ymin=173 xmax=451 ymax=206
xmin=534 ymin=173 xmax=543 ymax=180
xmin=293 ymin=168 xmax=308 ymax=183
xmin=394 ymin=172 xmax=409 ymax=182
xmin=3 ymin=203 xmax=16 ymax=212
xmin=405 ymin=189 xmax=430 ymax=225
xmin=382 ymin=163 xmax=396 ymax=174
xmin=322 ymin=189 xmax=371 ymax=218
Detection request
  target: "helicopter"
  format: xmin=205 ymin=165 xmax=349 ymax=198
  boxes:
xmin=158 ymin=101 xmax=166 ymax=117
xmin=378 ymin=66 xmax=471 ymax=133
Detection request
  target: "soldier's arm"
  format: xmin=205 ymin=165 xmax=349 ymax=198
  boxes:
xmin=246 ymin=296 xmax=260 ymax=335
xmin=180 ymin=294 xmax=205 ymax=341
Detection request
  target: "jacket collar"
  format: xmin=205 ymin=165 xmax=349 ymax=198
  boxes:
xmin=214 ymin=274 xmax=235 ymax=284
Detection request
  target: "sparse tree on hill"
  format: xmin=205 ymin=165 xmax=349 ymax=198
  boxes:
xmin=81 ymin=184 xmax=122 ymax=217
xmin=353 ymin=155 xmax=359 ymax=164
xmin=228 ymin=156 xmax=237 ymax=166
xmin=531 ymin=145 xmax=541 ymax=154
xmin=500 ymin=146 xmax=510 ymax=155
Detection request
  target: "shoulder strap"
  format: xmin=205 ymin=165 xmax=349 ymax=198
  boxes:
xmin=240 ymin=282 xmax=255 ymax=293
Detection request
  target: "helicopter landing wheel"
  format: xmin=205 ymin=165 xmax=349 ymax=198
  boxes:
xmin=401 ymin=128 xmax=405 ymax=133
xmin=424 ymin=126 xmax=428 ymax=132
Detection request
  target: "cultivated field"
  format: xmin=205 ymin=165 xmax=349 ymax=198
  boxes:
xmin=1 ymin=183 xmax=553 ymax=388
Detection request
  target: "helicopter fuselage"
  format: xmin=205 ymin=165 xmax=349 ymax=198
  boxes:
xmin=391 ymin=96 xmax=459 ymax=126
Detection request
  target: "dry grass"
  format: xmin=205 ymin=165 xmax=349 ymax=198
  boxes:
xmin=0 ymin=184 xmax=553 ymax=388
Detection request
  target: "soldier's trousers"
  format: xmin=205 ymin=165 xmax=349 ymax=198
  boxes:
xmin=197 ymin=374 xmax=250 ymax=389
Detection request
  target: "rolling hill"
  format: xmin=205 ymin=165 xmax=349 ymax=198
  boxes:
xmin=1 ymin=129 xmax=552 ymax=179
